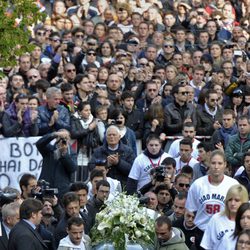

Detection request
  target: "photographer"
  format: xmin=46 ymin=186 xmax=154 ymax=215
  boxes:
xmin=127 ymin=137 xmax=171 ymax=195
xmin=36 ymin=129 xmax=77 ymax=199
xmin=19 ymin=173 xmax=38 ymax=200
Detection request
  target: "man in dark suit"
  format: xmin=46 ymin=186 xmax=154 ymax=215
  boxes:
xmin=0 ymin=202 xmax=20 ymax=250
xmin=8 ymin=198 xmax=47 ymax=250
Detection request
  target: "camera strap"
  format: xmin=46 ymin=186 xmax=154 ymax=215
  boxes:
xmin=148 ymin=156 xmax=162 ymax=169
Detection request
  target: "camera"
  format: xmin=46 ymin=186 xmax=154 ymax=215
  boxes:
xmin=31 ymin=180 xmax=58 ymax=200
xmin=62 ymin=41 xmax=75 ymax=52
xmin=0 ymin=191 xmax=17 ymax=206
xmin=60 ymin=138 xmax=67 ymax=145
xmin=154 ymin=166 xmax=167 ymax=182
xmin=137 ymin=191 xmax=150 ymax=206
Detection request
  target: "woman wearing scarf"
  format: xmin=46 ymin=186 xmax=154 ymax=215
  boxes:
xmin=70 ymin=101 xmax=101 ymax=181
xmin=127 ymin=134 xmax=170 ymax=195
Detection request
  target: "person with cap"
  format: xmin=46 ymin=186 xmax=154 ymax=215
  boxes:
xmin=226 ymin=88 xmax=245 ymax=118
xmin=176 ymin=1 xmax=192 ymax=28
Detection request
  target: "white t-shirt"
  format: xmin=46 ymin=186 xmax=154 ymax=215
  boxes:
xmin=168 ymin=138 xmax=200 ymax=159
xmin=128 ymin=152 xmax=170 ymax=190
xmin=174 ymin=156 xmax=199 ymax=174
xmin=201 ymin=213 xmax=235 ymax=250
xmin=186 ymin=175 xmax=238 ymax=231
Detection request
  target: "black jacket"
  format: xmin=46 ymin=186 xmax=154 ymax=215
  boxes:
xmin=164 ymin=102 xmax=196 ymax=135
xmin=8 ymin=220 xmax=48 ymax=250
xmin=0 ymin=221 xmax=8 ymax=250
xmin=88 ymin=142 xmax=135 ymax=187
xmin=196 ymin=105 xmax=223 ymax=136
xmin=36 ymin=133 xmax=77 ymax=198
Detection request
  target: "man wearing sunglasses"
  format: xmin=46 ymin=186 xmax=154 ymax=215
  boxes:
xmin=164 ymin=84 xmax=196 ymax=136
xmin=156 ymin=39 xmax=176 ymax=66
xmin=175 ymin=173 xmax=191 ymax=193
xmin=196 ymin=89 xmax=223 ymax=136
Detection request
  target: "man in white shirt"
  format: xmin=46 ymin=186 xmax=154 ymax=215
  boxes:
xmin=58 ymin=217 xmax=91 ymax=250
xmin=174 ymin=138 xmax=199 ymax=174
xmin=168 ymin=122 xmax=200 ymax=160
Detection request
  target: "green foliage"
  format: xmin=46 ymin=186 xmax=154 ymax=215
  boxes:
xmin=0 ymin=0 xmax=45 ymax=68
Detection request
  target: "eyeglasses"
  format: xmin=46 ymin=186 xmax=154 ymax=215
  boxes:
xmin=37 ymin=32 xmax=45 ymax=36
xmin=178 ymin=183 xmax=190 ymax=188
xmin=210 ymin=98 xmax=218 ymax=102
xmin=237 ymin=240 xmax=250 ymax=246
xmin=164 ymin=44 xmax=174 ymax=48
xmin=87 ymin=52 xmax=96 ymax=56
xmin=51 ymin=38 xmax=61 ymax=43
xmin=66 ymin=69 xmax=76 ymax=73
xmin=28 ymin=75 xmax=39 ymax=80
xmin=75 ymin=34 xmax=84 ymax=38
xmin=87 ymin=42 xmax=97 ymax=46
xmin=179 ymin=91 xmax=188 ymax=95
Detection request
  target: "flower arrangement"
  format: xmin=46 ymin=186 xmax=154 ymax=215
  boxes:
xmin=91 ymin=193 xmax=155 ymax=250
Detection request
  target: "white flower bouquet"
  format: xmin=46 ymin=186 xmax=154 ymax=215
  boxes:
xmin=91 ymin=193 xmax=155 ymax=250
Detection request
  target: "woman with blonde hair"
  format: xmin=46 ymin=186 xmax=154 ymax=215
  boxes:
xmin=201 ymin=184 xmax=249 ymax=249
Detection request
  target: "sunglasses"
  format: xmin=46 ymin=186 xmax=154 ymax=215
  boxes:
xmin=178 ymin=183 xmax=190 ymax=188
xmin=37 ymin=32 xmax=45 ymax=36
xmin=210 ymin=98 xmax=218 ymax=102
xmin=213 ymin=18 xmax=221 ymax=21
xmin=87 ymin=42 xmax=97 ymax=46
xmin=66 ymin=69 xmax=76 ymax=73
xmin=75 ymin=34 xmax=84 ymax=38
xmin=51 ymin=38 xmax=61 ymax=42
xmin=179 ymin=91 xmax=188 ymax=95
xmin=148 ymin=89 xmax=157 ymax=92
xmin=87 ymin=52 xmax=96 ymax=56
xmin=164 ymin=44 xmax=174 ymax=48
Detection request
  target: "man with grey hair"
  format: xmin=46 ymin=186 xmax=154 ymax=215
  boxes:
xmin=37 ymin=87 xmax=70 ymax=135
xmin=88 ymin=125 xmax=135 ymax=188
xmin=0 ymin=202 xmax=20 ymax=250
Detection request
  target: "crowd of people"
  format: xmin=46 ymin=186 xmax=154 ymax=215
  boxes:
xmin=1 ymin=0 xmax=250 ymax=249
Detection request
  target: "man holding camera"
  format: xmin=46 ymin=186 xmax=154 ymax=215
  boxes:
xmin=36 ymin=129 xmax=77 ymax=199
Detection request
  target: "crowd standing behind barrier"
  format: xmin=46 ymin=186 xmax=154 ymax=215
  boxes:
xmin=1 ymin=0 xmax=250 ymax=249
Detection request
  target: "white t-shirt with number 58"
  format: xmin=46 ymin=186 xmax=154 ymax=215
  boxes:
xmin=186 ymin=175 xmax=238 ymax=231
